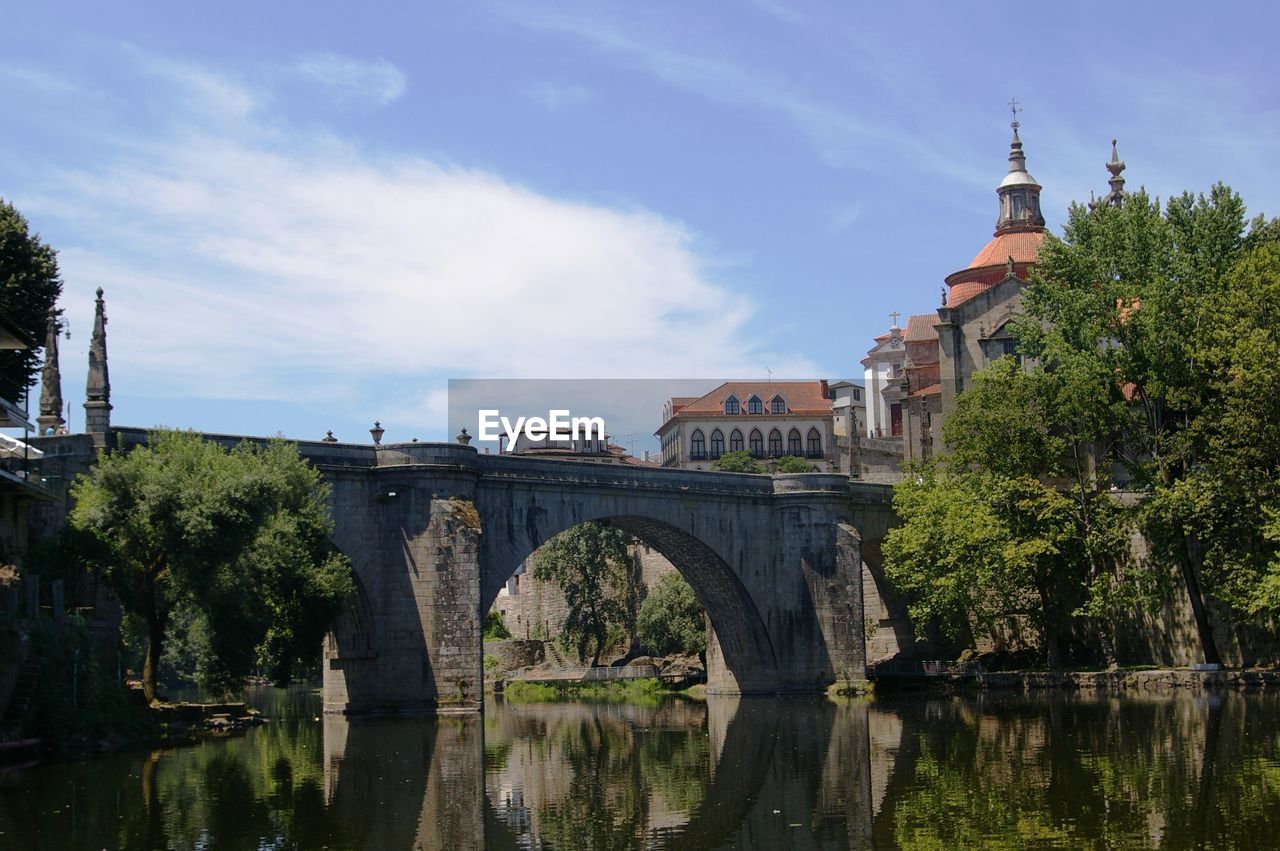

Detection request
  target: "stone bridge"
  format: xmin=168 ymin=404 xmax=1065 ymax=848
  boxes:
xmin=34 ymin=429 xmax=896 ymax=714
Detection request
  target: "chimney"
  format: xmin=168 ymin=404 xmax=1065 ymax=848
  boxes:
xmin=820 ymin=379 xmax=829 ymax=399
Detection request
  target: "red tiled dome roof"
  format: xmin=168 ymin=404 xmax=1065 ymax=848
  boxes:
xmin=967 ymin=229 xmax=1044 ymax=270
xmin=941 ymin=229 xmax=1044 ymax=307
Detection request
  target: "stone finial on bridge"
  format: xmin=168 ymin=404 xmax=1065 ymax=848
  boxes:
xmin=84 ymin=288 xmax=112 ymax=447
xmin=456 ymin=427 xmax=472 ymax=446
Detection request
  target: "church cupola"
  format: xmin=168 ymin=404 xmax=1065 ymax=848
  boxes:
xmin=994 ymin=104 xmax=1045 ymax=235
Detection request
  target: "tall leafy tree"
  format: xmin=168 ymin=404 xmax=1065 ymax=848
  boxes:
xmin=636 ymin=572 xmax=706 ymax=657
xmin=1146 ymin=242 xmax=1280 ymax=629
xmin=70 ymin=430 xmax=354 ymax=700
xmin=0 ymin=199 xmax=62 ymax=401
xmin=1021 ymin=185 xmax=1274 ymax=663
xmin=532 ymin=522 xmax=632 ymax=666
xmin=885 ymin=353 xmax=1139 ymax=667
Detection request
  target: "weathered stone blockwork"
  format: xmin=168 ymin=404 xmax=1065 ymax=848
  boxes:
xmin=37 ymin=429 xmax=894 ymax=715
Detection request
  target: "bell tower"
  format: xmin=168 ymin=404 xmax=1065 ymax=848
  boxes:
xmin=995 ymin=100 xmax=1046 ymax=235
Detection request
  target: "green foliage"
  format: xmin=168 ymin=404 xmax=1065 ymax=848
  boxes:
xmin=1137 ymin=242 xmax=1280 ymax=624
xmin=1022 ymin=185 xmax=1280 ymax=652
xmin=69 ymin=430 xmax=354 ymax=699
xmin=886 ymin=354 xmax=1138 ymax=665
xmin=527 ymin=522 xmax=632 ymax=665
xmin=502 ymin=680 xmax=558 ymax=702
xmin=775 ymin=455 xmax=813 ymax=473
xmin=884 ymin=463 xmax=1087 ymax=659
xmin=713 ymin=450 xmax=766 ymax=473
xmin=0 ymin=199 xmax=62 ymax=399
xmin=503 ymin=677 xmax=668 ymax=706
xmin=483 ymin=609 xmax=512 ymax=640
xmin=27 ymin=618 xmax=155 ymax=749
xmin=636 ymin=572 xmax=706 ymax=656
xmin=532 ymin=522 xmax=632 ymax=666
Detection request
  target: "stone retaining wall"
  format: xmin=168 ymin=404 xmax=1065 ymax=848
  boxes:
xmin=874 ymin=668 xmax=1280 ymax=693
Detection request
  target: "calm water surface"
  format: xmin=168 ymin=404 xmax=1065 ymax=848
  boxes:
xmin=2 ymin=687 xmax=1279 ymax=849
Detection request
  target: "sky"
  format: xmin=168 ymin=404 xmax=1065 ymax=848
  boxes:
xmin=1 ymin=1 xmax=1276 ymax=451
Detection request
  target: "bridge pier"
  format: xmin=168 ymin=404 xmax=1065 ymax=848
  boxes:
xmin=324 ymin=449 xmax=488 ymax=714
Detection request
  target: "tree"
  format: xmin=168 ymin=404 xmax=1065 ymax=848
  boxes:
xmin=1021 ymin=185 xmax=1275 ymax=664
xmin=775 ymin=455 xmax=813 ymax=473
xmin=885 ymin=350 xmax=1142 ymax=667
xmin=1142 ymin=241 xmax=1280 ymax=626
xmin=532 ymin=522 xmax=632 ymax=666
xmin=0 ymin=199 xmax=62 ymax=401
xmin=713 ymin=450 xmax=766 ymax=473
xmin=636 ymin=573 xmax=706 ymax=657
xmin=883 ymin=462 xmax=1085 ymax=664
xmin=483 ymin=610 xmax=512 ymax=640
xmin=70 ymin=430 xmax=354 ymax=700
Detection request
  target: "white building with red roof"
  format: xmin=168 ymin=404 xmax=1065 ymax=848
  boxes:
xmin=655 ymin=380 xmax=837 ymax=472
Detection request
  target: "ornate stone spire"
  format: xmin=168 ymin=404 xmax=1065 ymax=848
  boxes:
xmin=994 ymin=102 xmax=1046 ymax=235
xmin=1104 ymin=138 xmax=1126 ymax=205
xmin=36 ymin=307 xmax=64 ymax=435
xmin=84 ymin=288 xmax=111 ymax=445
xmin=1089 ymin=139 xmax=1127 ymax=210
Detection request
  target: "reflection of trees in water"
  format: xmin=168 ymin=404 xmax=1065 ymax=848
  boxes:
xmin=8 ymin=689 xmax=1280 ymax=849
xmin=485 ymin=699 xmax=713 ymax=848
xmin=873 ymin=692 xmax=1280 ymax=849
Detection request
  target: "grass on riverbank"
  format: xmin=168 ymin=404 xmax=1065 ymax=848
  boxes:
xmin=502 ymin=677 xmax=696 ymax=706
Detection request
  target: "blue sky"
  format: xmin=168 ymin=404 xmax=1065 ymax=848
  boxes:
xmin=1 ymin=1 xmax=1276 ymax=449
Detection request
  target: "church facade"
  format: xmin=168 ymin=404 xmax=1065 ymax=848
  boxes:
xmin=864 ymin=121 xmax=1126 ymax=467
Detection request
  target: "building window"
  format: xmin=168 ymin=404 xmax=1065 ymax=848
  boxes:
xmin=749 ymin=429 xmax=764 ymax=458
xmin=770 ymin=395 xmax=786 ymax=414
xmin=730 ymin=429 xmax=743 ymax=452
xmin=787 ymin=428 xmax=802 ymax=456
xmin=806 ymin=428 xmax=822 ymax=458
xmin=691 ymin=429 xmax=706 ymax=460
xmin=724 ymin=395 xmax=740 ymax=415
xmin=852 ymin=388 xmax=861 ymax=401
xmin=768 ymin=429 xmax=783 ymax=457
xmin=710 ymin=429 xmax=725 ymax=459
xmin=747 ymin=395 xmax=763 ymax=414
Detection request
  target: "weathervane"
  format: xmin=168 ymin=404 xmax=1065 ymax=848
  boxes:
xmin=1008 ymin=97 xmax=1022 ymax=130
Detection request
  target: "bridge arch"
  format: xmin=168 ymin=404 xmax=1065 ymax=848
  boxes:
xmin=483 ymin=512 xmax=778 ymax=691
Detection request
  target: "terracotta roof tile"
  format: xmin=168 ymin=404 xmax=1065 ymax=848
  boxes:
xmin=968 ymin=229 xmax=1044 ymax=270
xmin=674 ymin=381 xmax=831 ymax=416
xmin=903 ymin=314 xmax=939 ymax=342
xmin=909 ymin=383 xmax=942 ymax=398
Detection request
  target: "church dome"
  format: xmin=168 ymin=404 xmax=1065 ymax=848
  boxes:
xmin=967 ymin=229 xmax=1043 ymax=270
xmin=942 ymin=117 xmax=1047 ymax=308
xmin=999 ymin=168 xmax=1040 ymax=189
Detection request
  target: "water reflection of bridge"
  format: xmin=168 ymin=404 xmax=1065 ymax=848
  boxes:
xmin=320 ymin=697 xmax=878 ymax=849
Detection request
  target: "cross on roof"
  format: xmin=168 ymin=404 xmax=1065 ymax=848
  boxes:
xmin=1008 ymin=97 xmax=1022 ymax=130
xmin=889 ymin=311 xmax=901 ymax=327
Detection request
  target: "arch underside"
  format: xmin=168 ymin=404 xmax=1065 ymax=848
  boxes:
xmin=484 ymin=512 xmax=779 ymax=689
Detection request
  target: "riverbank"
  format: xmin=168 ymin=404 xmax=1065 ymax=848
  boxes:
xmin=501 ymin=676 xmax=704 ymax=704
xmin=872 ymin=666 xmax=1280 ymax=693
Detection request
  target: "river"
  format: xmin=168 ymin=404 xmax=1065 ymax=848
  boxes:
xmin=2 ymin=687 xmax=1279 ymax=849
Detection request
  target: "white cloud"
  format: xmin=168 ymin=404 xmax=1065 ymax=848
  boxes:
xmin=26 ymin=51 xmax=815 ymax=435
xmin=293 ymin=53 xmax=406 ymax=104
